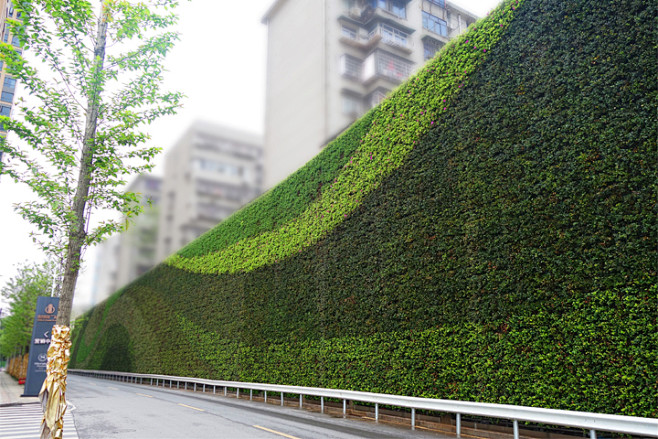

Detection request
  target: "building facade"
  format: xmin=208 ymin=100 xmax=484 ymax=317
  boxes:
xmin=262 ymin=0 xmax=478 ymax=188
xmin=92 ymin=121 xmax=264 ymax=303
xmin=91 ymin=175 xmax=161 ymax=304
xmin=0 ymin=0 xmax=21 ymax=156
xmin=155 ymin=121 xmax=263 ymax=261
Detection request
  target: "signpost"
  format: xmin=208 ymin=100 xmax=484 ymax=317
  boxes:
xmin=23 ymin=296 xmax=59 ymax=397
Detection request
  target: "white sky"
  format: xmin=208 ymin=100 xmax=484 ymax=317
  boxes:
xmin=0 ymin=0 xmax=502 ymax=315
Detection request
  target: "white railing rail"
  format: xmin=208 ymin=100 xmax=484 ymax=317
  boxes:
xmin=69 ymin=369 xmax=658 ymax=438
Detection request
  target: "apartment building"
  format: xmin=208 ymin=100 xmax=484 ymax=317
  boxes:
xmin=91 ymin=175 xmax=161 ymax=304
xmin=0 ymin=0 xmax=21 ymax=156
xmin=156 ymin=121 xmax=263 ymax=261
xmin=262 ymin=0 xmax=478 ymax=188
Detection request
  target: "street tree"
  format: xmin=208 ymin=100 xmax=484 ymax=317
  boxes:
xmin=0 ymin=1 xmax=183 ymax=437
xmin=0 ymin=261 xmax=56 ymax=360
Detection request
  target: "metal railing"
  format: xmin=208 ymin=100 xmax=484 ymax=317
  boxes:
xmin=69 ymin=369 xmax=658 ymax=438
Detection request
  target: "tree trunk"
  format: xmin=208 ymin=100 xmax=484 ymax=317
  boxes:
xmin=56 ymin=7 xmax=109 ymax=327
xmin=41 ymin=8 xmax=110 ymax=439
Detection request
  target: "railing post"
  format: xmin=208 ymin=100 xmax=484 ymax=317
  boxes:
xmin=203 ymin=384 xmax=205 ymax=393
xmin=151 ymin=378 xmax=153 ymax=386
xmin=194 ymin=383 xmax=197 ymax=392
xmin=300 ymin=395 xmax=303 ymax=408
xmin=213 ymin=385 xmax=216 ymax=394
xmin=321 ymin=397 xmax=324 ymax=414
xmin=590 ymin=430 xmax=597 ymax=439
xmin=281 ymin=393 xmax=284 ymax=406
xmin=411 ymin=408 xmax=416 ymax=430
xmin=237 ymin=388 xmax=240 ymax=399
xmin=343 ymin=399 xmax=346 ymax=416
xmin=375 ymin=403 xmax=379 ymax=422
xmin=224 ymin=386 xmax=227 ymax=396
xmin=456 ymin=413 xmax=461 ymax=437
xmin=513 ymin=420 xmax=519 ymax=439
xmin=250 ymin=389 xmax=253 ymax=400
xmin=264 ymin=391 xmax=267 ymax=403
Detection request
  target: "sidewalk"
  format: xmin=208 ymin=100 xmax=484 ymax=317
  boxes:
xmin=0 ymin=370 xmax=40 ymax=406
xmin=0 ymin=370 xmax=79 ymax=439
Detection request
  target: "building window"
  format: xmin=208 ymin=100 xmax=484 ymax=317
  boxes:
xmin=340 ymin=54 xmax=362 ymax=79
xmin=367 ymin=89 xmax=389 ymax=108
xmin=11 ymin=34 xmax=19 ymax=46
xmin=0 ymin=105 xmax=10 ymax=116
xmin=342 ymin=95 xmax=361 ymax=115
xmin=363 ymin=49 xmax=413 ymax=82
xmin=1 ymin=90 xmax=14 ymax=103
xmin=193 ymin=157 xmax=241 ymax=177
xmin=369 ymin=0 xmax=406 ymax=19
xmin=373 ymin=23 xmax=409 ymax=48
xmin=423 ymin=11 xmax=447 ymax=36
xmin=341 ymin=25 xmax=357 ymax=40
xmin=4 ymin=76 xmax=16 ymax=90
xmin=423 ymin=38 xmax=444 ymax=60
xmin=427 ymin=0 xmax=446 ymax=8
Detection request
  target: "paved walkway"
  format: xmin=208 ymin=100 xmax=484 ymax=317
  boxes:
xmin=0 ymin=370 xmax=39 ymax=406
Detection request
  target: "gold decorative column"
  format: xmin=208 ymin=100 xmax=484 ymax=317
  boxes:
xmin=39 ymin=325 xmax=71 ymax=439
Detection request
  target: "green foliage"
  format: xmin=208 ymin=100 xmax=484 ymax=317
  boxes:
xmin=167 ymin=0 xmax=520 ymax=273
xmin=0 ymin=261 xmax=56 ymax=357
xmin=0 ymin=0 xmax=182 ymax=253
xmin=70 ymin=0 xmax=657 ymax=417
xmin=0 ymin=0 xmax=183 ymax=325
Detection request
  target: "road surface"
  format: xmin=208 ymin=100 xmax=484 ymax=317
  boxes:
xmin=66 ymin=374 xmax=449 ymax=438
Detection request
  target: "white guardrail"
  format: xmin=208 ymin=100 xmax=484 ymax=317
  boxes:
xmin=69 ymin=369 xmax=658 ymax=438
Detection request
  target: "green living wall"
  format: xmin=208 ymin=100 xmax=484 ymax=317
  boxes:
xmin=71 ymin=0 xmax=657 ymax=417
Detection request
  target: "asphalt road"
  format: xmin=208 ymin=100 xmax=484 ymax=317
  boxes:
xmin=67 ymin=374 xmax=449 ymax=439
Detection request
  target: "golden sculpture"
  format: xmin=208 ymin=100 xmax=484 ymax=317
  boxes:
xmin=39 ymin=325 xmax=71 ymax=439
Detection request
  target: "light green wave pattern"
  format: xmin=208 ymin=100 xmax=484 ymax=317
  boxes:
xmin=166 ymin=0 xmax=523 ymax=275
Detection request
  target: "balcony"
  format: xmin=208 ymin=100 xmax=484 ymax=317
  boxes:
xmin=369 ymin=23 xmax=413 ymax=53
xmin=339 ymin=21 xmax=414 ymax=55
xmin=362 ymin=49 xmax=414 ymax=85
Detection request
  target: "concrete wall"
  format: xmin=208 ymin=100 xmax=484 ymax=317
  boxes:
xmin=263 ymin=0 xmax=327 ymax=188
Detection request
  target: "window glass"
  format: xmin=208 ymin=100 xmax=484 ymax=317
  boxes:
xmin=1 ymin=91 xmax=14 ymax=103
xmin=423 ymin=38 xmax=444 ymax=60
xmin=377 ymin=23 xmax=408 ymax=47
xmin=0 ymin=105 xmax=11 ymax=116
xmin=342 ymin=95 xmax=360 ymax=115
xmin=375 ymin=50 xmax=413 ymax=81
xmin=422 ymin=11 xmax=447 ymax=36
xmin=342 ymin=25 xmax=357 ymax=40
xmin=368 ymin=89 xmax=388 ymax=108
xmin=340 ymin=54 xmax=362 ymax=79
xmin=3 ymin=76 xmax=16 ymax=90
xmin=369 ymin=0 xmax=406 ymax=19
xmin=428 ymin=0 xmax=446 ymax=8
xmin=391 ymin=0 xmax=406 ymax=18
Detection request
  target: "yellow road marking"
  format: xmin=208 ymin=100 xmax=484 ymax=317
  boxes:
xmin=136 ymin=393 xmax=153 ymax=398
xmin=178 ymin=403 xmax=205 ymax=412
xmin=253 ymin=425 xmax=301 ymax=439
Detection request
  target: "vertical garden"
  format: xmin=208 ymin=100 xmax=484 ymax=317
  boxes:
xmin=71 ymin=0 xmax=657 ymax=416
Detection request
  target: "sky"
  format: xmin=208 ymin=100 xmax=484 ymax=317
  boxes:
xmin=0 ymin=0 xmax=502 ymax=315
